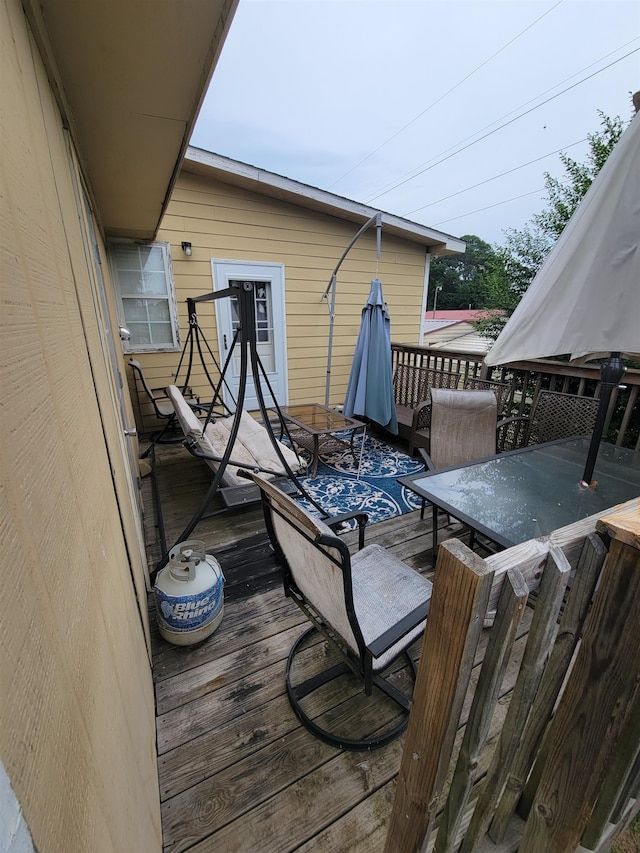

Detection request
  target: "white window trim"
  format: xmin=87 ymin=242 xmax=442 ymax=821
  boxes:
xmin=109 ymin=241 xmax=181 ymax=353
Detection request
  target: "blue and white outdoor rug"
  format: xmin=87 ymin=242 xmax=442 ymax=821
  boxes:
xmin=290 ymin=431 xmax=426 ymax=527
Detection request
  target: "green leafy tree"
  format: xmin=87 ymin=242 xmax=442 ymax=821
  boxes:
xmin=429 ymin=234 xmax=500 ymax=310
xmin=474 ymin=109 xmax=628 ymax=340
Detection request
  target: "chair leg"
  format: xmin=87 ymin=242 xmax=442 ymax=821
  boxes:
xmin=285 ymin=626 xmax=415 ymax=751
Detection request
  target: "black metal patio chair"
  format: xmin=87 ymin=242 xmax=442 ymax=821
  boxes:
xmin=249 ymin=470 xmax=433 ymax=751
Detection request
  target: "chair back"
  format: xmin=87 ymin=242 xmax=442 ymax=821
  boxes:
xmin=250 ymin=472 xmax=363 ymax=657
xmin=393 ymin=363 xmax=460 ymax=407
xmin=428 ymin=389 xmax=497 ymax=469
xmin=129 ymin=358 xmax=157 ymax=402
xmin=528 ymin=390 xmax=599 ymax=445
xmin=463 ymin=377 xmax=511 ymax=417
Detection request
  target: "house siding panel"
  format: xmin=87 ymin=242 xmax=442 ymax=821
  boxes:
xmin=133 ymin=170 xmax=426 ymax=432
xmin=1 ymin=3 xmax=161 ymax=850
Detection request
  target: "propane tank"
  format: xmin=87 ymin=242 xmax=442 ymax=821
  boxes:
xmin=154 ymin=539 xmax=224 ymax=646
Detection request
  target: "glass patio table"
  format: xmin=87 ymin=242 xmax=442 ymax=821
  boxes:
xmin=398 ymin=437 xmax=640 ymax=555
xmin=278 ymin=403 xmax=365 ymax=477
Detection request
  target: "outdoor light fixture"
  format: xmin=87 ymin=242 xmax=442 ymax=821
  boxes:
xmin=181 ymin=242 xmax=192 ymax=256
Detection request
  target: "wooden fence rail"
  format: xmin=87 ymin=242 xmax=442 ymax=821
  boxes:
xmin=386 ymin=498 xmax=640 ymax=853
xmin=391 ymin=343 xmax=640 ymax=450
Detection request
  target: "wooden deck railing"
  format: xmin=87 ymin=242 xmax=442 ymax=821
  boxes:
xmin=386 ymin=499 xmax=640 ymax=853
xmin=392 ymin=343 xmax=640 ymax=450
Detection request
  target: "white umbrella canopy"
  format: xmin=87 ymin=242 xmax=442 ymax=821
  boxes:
xmin=485 ymin=110 xmax=640 ymax=485
xmin=485 ymin=110 xmax=640 ymax=368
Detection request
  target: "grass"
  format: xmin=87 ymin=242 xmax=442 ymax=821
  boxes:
xmin=612 ymin=812 xmax=640 ymax=853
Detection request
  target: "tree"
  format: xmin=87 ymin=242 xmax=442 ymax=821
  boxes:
xmin=428 ymin=234 xmax=501 ymax=311
xmin=474 ymin=110 xmax=628 ymax=340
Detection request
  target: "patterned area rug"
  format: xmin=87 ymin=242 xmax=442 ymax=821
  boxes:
xmin=290 ymin=431 xmax=426 ymax=526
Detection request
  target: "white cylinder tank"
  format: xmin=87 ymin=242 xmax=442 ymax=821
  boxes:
xmin=154 ymin=539 xmax=224 ymax=646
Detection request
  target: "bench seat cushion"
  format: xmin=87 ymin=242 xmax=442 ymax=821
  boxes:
xmin=166 ymin=386 xmax=303 ymax=487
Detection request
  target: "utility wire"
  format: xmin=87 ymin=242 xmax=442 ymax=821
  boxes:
xmin=366 ymin=37 xmax=639 ymax=203
xmin=433 ymin=187 xmax=551 ymax=227
xmin=326 ymin=0 xmax=565 ymax=190
xmin=404 ymin=138 xmax=587 ymax=216
xmin=366 ymin=47 xmax=639 ymax=204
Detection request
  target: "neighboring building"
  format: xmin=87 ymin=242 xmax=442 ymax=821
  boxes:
xmin=123 ymin=149 xmax=465 ymax=433
xmin=0 ymin=1 xmax=237 ymax=850
xmin=422 ymin=309 xmax=499 ymax=355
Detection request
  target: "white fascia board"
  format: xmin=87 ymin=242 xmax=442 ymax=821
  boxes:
xmin=184 ymin=148 xmax=465 ymax=256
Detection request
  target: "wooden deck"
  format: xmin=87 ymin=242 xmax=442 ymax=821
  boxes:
xmin=143 ymin=440 xmax=518 ymax=852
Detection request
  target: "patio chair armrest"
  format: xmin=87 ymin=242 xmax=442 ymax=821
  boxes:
xmin=412 ymin=399 xmax=432 ymax=431
xmin=367 ymin=598 xmax=431 ymax=659
xmin=417 ymin=447 xmax=436 ymax=471
xmin=326 ymin=511 xmax=368 ymax=550
xmin=497 ymin=415 xmax=530 ymax=452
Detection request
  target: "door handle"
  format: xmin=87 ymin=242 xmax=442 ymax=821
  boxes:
xmin=223 ymin=334 xmax=228 ymax=349
xmin=124 ymin=427 xmax=137 ymax=437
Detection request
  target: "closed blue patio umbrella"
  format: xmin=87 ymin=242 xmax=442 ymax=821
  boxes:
xmin=343 ymin=278 xmax=398 ymax=434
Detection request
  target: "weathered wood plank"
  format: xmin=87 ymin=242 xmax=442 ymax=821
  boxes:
xmin=435 ymin=567 xmax=529 ymax=853
xmin=581 ymin=688 xmax=640 ymax=849
xmin=184 ymin=738 xmax=404 ymax=853
xmin=483 ymin=497 xmax=640 ymax=612
xmin=462 ymin=546 xmax=571 ymax=849
xmin=155 ymin=622 xmax=304 ymax=715
xmin=385 ymin=540 xmax=494 ymax=852
xmin=517 ymin=533 xmax=608 ymax=819
xmin=519 ymin=534 xmax=640 ymax=852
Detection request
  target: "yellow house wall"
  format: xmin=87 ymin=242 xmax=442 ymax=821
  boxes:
xmin=0 ymin=2 xmax=161 ymax=850
xmin=131 ymin=169 xmax=427 ymax=432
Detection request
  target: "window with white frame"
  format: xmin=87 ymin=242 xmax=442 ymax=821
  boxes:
xmin=110 ymin=242 xmax=180 ymax=352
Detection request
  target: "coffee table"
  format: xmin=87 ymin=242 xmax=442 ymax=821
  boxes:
xmin=278 ymin=404 xmax=365 ymax=477
xmin=398 ymin=437 xmax=640 ymax=556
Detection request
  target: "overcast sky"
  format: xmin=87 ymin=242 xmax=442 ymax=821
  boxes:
xmin=191 ymin=0 xmax=639 ymax=246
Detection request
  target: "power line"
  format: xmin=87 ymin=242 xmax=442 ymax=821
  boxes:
xmin=365 ymin=37 xmax=639 ymax=203
xmin=433 ymin=187 xmax=550 ymax=228
xmin=404 ymin=138 xmax=587 ymax=216
xmin=326 ymin=0 xmax=565 ymax=190
xmin=366 ymin=47 xmax=639 ymax=204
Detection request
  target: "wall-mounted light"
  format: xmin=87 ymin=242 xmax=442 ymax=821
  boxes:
xmin=181 ymin=241 xmax=192 ymax=256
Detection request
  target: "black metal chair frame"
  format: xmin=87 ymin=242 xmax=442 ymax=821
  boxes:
xmin=253 ymin=471 xmax=432 ymax=751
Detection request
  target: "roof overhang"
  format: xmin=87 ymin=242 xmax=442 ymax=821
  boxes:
xmin=23 ymin=0 xmax=239 ymax=241
xmin=183 ymin=148 xmax=466 ymax=257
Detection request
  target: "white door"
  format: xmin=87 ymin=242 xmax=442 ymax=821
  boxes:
xmin=212 ymin=261 xmax=288 ymax=412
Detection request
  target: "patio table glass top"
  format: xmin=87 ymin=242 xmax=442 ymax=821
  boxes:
xmin=398 ymin=437 xmax=640 ymax=549
xmin=278 ymin=403 xmax=363 ymax=433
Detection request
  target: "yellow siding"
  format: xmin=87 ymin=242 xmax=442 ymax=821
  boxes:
xmin=133 ymin=170 xmax=426 ymax=431
xmin=0 ymin=3 xmax=161 ymax=850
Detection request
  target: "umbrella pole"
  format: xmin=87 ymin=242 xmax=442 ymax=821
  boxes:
xmin=581 ymin=353 xmax=625 ymax=486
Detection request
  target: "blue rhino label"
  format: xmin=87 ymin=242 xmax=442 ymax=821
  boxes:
xmin=155 ymin=579 xmax=223 ymax=633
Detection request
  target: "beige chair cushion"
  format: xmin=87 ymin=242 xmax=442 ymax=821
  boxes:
xmin=166 ymin=386 xmax=303 ymax=487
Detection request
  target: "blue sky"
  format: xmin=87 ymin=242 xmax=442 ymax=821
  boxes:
xmin=191 ymin=0 xmax=639 ymax=245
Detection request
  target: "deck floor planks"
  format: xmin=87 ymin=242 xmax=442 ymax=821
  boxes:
xmin=144 ymin=440 xmax=530 ymax=851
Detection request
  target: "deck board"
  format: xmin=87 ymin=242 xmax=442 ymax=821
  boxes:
xmin=144 ymin=440 xmax=508 ymax=852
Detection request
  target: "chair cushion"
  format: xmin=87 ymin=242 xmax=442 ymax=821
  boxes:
xmin=206 ymin=411 xmax=303 ymax=487
xmin=351 ymin=544 xmax=432 ymax=671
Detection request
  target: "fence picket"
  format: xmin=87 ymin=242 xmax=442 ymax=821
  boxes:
xmin=434 ymin=568 xmax=529 ymax=853
xmin=493 ymin=533 xmax=607 ymax=827
xmin=384 ymin=540 xmax=493 ymax=853
xmin=461 ymin=546 xmax=571 ymax=850
xmin=519 ymin=526 xmax=640 ymax=852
